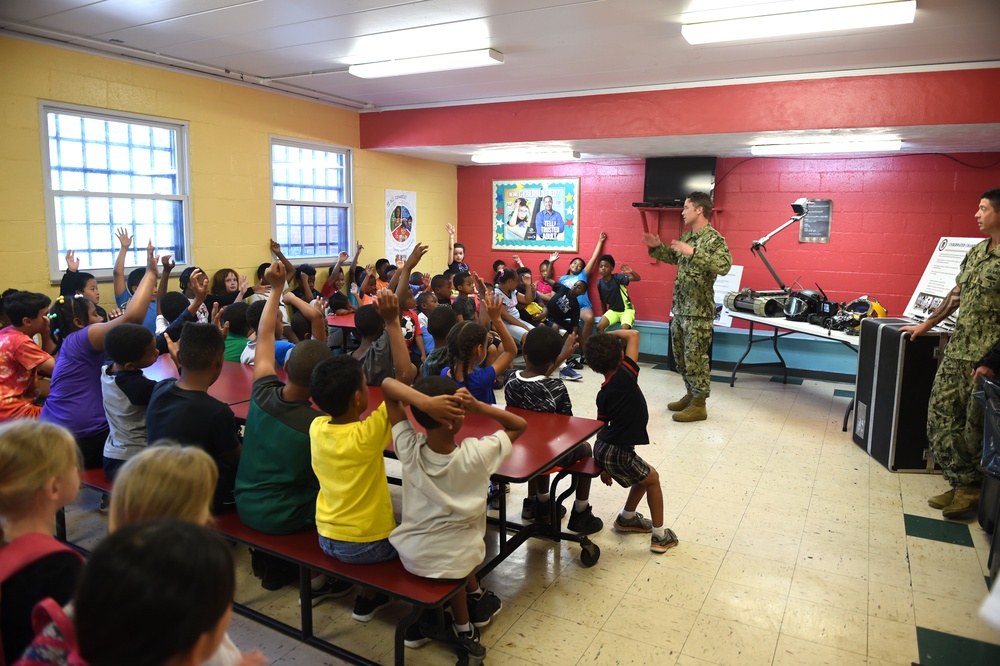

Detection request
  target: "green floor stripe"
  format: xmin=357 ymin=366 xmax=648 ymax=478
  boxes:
xmin=833 ymin=388 xmax=855 ymax=398
xmin=917 ymin=626 xmax=1000 ymax=664
xmin=904 ymin=514 xmax=975 ymax=547
xmin=769 ymin=375 xmax=804 ymax=385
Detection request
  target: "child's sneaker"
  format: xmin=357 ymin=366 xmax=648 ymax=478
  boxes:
xmin=567 ymin=505 xmax=604 ymax=535
xmin=521 ymin=497 xmax=536 ymax=521
xmin=351 ymin=593 xmax=391 ymax=622
xmin=650 ymin=528 xmax=679 ymax=554
xmin=487 ymin=481 xmax=509 ymax=511
xmin=613 ymin=511 xmax=653 ymax=533
xmin=535 ymin=498 xmax=567 ymax=525
xmin=451 ymin=624 xmax=486 ymax=660
xmin=559 ymin=364 xmax=583 ymax=381
xmin=404 ymin=622 xmax=431 ymax=649
xmin=301 ymin=577 xmax=354 ymax=607
xmin=467 ymin=589 xmax=502 ymax=628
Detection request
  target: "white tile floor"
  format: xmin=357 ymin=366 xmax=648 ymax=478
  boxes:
xmin=66 ymin=362 xmax=1000 ymax=665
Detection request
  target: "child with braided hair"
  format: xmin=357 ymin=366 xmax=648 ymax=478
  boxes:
xmin=442 ymin=291 xmax=516 ymax=404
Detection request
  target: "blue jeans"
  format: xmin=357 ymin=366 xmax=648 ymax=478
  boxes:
xmin=318 ymin=536 xmax=397 ymax=564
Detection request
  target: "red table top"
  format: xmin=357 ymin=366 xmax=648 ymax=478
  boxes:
xmin=359 ymin=387 xmax=603 ymax=483
xmin=144 ymin=355 xmax=285 ymax=407
xmin=326 ymin=313 xmax=356 ymax=328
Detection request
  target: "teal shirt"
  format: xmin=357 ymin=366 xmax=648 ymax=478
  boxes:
xmin=223 ymin=334 xmax=249 ymax=362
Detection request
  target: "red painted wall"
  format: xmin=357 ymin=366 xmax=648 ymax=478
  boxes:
xmin=456 ymin=154 xmax=1000 ymax=325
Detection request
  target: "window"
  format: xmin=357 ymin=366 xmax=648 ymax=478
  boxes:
xmin=41 ymin=103 xmax=190 ymax=279
xmin=271 ymin=138 xmax=352 ymax=260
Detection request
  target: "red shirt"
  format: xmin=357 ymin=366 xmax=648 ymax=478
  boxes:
xmin=0 ymin=327 xmax=51 ymax=420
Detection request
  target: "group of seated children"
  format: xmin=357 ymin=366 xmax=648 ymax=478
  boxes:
xmin=0 ymin=226 xmax=673 ymax=663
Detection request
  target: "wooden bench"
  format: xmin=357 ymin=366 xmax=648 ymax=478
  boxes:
xmin=71 ymin=469 xmax=465 ymax=666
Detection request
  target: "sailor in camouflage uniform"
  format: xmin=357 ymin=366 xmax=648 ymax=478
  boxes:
xmin=902 ymin=189 xmax=1000 ymax=519
xmin=642 ymin=192 xmax=732 ymax=422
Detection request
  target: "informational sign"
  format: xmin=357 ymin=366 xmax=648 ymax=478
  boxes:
xmin=798 ymin=198 xmax=832 ymax=243
xmin=902 ymin=236 xmax=983 ymax=332
xmin=714 ymin=265 xmax=743 ymax=327
xmin=385 ymin=189 xmax=416 ymax=264
xmin=669 ymin=265 xmax=743 ymax=328
xmin=492 ymin=179 xmax=579 ymax=252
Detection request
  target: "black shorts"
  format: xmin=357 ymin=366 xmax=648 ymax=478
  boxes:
xmin=594 ymin=440 xmax=650 ymax=488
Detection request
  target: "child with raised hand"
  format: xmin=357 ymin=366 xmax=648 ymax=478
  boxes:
xmin=235 ymin=262 xmax=343 ymax=600
xmin=42 ymin=243 xmax=160 ymax=469
xmin=241 ymin=299 xmax=295 ymax=366
xmin=146 ymin=322 xmax=241 ymax=515
xmin=585 ymin=329 xmax=678 ymax=554
xmin=0 ymin=291 xmax=55 ymax=420
xmin=560 ymin=231 xmax=607 ymax=348
xmin=535 ymin=252 xmax=560 ymax=303
xmin=596 ymin=254 xmax=641 ymax=333
xmin=504 ymin=326 xmax=603 ymax=533
xmin=308 ymin=358 xmax=464 ymax=622
xmin=444 ymin=291 xmax=517 ymax=404
xmin=389 ymin=245 xmax=428 ymax=368
xmin=282 ymin=291 xmax=328 ymax=343
xmin=102 ymin=445 xmax=266 ymax=666
xmin=100 ymin=323 xmax=163 ymax=481
xmin=445 ymin=223 xmax=469 ymax=274
xmin=59 ymin=249 xmax=107 ymax=322
xmin=351 ymin=289 xmax=415 ymax=386
xmin=0 ymin=421 xmax=82 ymax=664
xmin=112 ymin=227 xmax=157 ymax=332
xmin=388 ymin=378 xmax=525 ymax=656
xmin=493 ymin=268 xmax=533 ymax=345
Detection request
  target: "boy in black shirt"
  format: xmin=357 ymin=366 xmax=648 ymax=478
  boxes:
xmin=595 ymin=254 xmax=641 ymax=333
xmin=146 ymin=323 xmax=241 ymax=514
xmin=451 ymin=272 xmax=478 ymax=322
xmin=585 ymin=329 xmax=677 ymax=553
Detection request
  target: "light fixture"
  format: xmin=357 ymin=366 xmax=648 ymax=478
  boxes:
xmin=348 ymin=49 xmax=503 ymax=79
xmin=750 ymin=139 xmax=902 ymax=155
xmin=681 ymin=1 xmax=916 ymax=45
xmin=470 ymin=150 xmax=581 ymax=164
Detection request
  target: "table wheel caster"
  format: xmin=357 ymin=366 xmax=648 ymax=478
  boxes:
xmin=580 ymin=538 xmax=600 ymax=567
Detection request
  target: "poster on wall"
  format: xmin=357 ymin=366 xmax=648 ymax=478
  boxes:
xmin=492 ymin=179 xmax=579 ymax=252
xmin=902 ymin=236 xmax=983 ymax=332
xmin=714 ymin=265 xmax=744 ymax=328
xmin=385 ymin=189 xmax=417 ymax=263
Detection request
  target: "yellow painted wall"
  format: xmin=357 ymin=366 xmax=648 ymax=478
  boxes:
xmin=0 ymin=36 xmax=456 ymax=302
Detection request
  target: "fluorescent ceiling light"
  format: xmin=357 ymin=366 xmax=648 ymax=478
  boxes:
xmin=750 ymin=139 xmax=903 ymax=155
xmin=348 ymin=49 xmax=503 ymax=78
xmin=470 ymin=150 xmax=581 ymax=164
xmin=681 ymin=1 xmax=916 ymax=45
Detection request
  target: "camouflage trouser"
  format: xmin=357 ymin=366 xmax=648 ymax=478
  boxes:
xmin=671 ymin=315 xmax=714 ymax=398
xmin=927 ymin=355 xmax=984 ymax=487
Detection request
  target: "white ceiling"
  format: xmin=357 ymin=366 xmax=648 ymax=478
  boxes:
xmin=2 ymin=0 xmax=1000 ymax=161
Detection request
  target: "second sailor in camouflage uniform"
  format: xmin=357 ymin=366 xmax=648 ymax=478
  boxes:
xmin=643 ymin=191 xmax=732 ymax=422
xmin=902 ymin=188 xmax=1000 ymax=519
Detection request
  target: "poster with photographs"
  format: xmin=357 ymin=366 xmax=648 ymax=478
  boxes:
xmin=385 ymin=189 xmax=416 ymax=262
xmin=492 ymin=179 xmax=579 ymax=252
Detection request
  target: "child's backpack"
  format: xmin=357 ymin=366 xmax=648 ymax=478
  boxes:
xmin=11 ymin=599 xmax=85 ymax=666
xmin=0 ymin=534 xmax=84 ymax=666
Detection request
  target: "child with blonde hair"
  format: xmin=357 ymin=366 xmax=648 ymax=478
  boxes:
xmin=108 ymin=444 xmax=265 ymax=666
xmin=0 ymin=421 xmax=82 ymax=663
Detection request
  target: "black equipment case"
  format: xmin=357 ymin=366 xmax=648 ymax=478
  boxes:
xmin=853 ymin=318 xmax=941 ymax=472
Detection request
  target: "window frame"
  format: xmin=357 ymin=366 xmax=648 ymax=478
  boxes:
xmin=270 ymin=136 xmax=354 ymax=263
xmin=39 ymin=101 xmax=192 ymax=282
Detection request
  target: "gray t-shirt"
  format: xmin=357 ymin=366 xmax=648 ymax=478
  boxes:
xmin=101 ymin=364 xmax=156 ymax=461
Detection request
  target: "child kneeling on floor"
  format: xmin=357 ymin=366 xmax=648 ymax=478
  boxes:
xmin=387 ymin=376 xmax=526 ymax=659
xmin=585 ymin=329 xmax=678 ymax=554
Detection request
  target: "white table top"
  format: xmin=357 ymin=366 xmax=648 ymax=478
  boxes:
xmin=728 ymin=311 xmax=861 ymax=348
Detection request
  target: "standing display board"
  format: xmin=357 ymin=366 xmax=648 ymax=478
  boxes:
xmin=902 ymin=237 xmax=983 ymax=332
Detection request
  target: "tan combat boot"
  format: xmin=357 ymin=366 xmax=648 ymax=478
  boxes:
xmin=673 ymin=396 xmax=707 ymax=422
xmin=927 ymin=488 xmax=955 ymax=509
xmin=667 ymin=393 xmax=693 ymax=412
xmin=941 ymin=484 xmax=980 ymax=520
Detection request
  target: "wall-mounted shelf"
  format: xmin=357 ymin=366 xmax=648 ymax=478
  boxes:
xmin=634 ymin=205 xmax=722 ymax=264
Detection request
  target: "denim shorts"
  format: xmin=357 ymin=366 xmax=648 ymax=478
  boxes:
xmin=318 ymin=535 xmax=397 ymax=564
